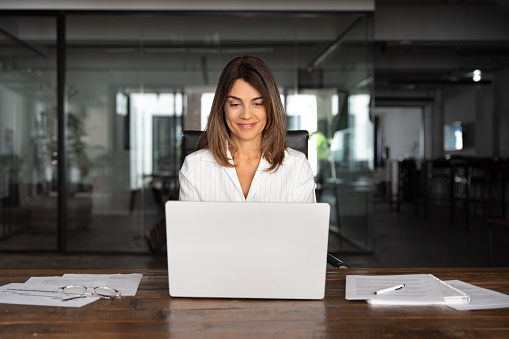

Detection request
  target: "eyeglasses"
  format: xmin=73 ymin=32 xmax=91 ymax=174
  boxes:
xmin=58 ymin=285 xmax=121 ymax=301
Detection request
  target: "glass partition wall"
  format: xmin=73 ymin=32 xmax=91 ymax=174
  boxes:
xmin=0 ymin=12 xmax=373 ymax=253
xmin=0 ymin=16 xmax=58 ymax=250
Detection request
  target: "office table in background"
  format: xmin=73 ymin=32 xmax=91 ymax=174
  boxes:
xmin=1 ymin=268 xmax=509 ymax=337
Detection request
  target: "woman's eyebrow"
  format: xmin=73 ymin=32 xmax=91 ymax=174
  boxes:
xmin=226 ymin=95 xmax=241 ymax=101
xmin=226 ymin=95 xmax=263 ymax=102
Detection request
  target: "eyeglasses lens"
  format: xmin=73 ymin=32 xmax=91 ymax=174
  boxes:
xmin=95 ymin=287 xmax=119 ymax=298
xmin=63 ymin=286 xmax=87 ymax=295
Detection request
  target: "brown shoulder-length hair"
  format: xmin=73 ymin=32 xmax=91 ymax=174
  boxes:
xmin=196 ymin=56 xmax=287 ymax=171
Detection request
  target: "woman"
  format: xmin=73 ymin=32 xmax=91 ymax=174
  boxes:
xmin=179 ymin=56 xmax=315 ymax=203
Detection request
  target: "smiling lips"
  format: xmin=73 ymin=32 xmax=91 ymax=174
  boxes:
xmin=237 ymin=123 xmax=257 ymax=130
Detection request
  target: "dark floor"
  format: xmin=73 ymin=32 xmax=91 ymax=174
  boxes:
xmin=337 ymin=202 xmax=509 ymax=268
xmin=1 ymin=201 xmax=507 ymax=270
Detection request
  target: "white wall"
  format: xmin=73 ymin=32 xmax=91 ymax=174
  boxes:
xmin=375 ymin=106 xmax=422 ymax=162
xmin=376 ymin=84 xmax=498 ymax=160
xmin=442 ymin=85 xmax=494 ymax=157
xmin=374 ymin=106 xmax=422 ymax=190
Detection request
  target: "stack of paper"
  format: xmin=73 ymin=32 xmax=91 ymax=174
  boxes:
xmin=346 ymin=274 xmax=509 ymax=310
xmin=346 ymin=274 xmax=470 ymax=306
xmin=442 ymin=280 xmax=509 ymax=310
xmin=0 ymin=273 xmax=142 ymax=308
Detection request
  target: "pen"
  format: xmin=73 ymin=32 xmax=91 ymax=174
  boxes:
xmin=375 ymin=284 xmax=405 ymax=295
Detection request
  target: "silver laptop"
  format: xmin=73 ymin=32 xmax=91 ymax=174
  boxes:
xmin=165 ymin=201 xmax=330 ymax=300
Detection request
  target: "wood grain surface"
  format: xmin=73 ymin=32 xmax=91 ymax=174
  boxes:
xmin=1 ymin=268 xmax=509 ymax=338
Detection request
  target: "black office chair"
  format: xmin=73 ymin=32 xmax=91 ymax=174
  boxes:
xmin=182 ymin=130 xmax=349 ymax=269
xmin=182 ymin=129 xmax=309 ymax=162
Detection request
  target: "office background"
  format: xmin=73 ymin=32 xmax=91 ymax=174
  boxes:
xmin=0 ymin=0 xmax=508 ymax=268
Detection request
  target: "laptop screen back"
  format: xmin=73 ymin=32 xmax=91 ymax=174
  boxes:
xmin=165 ymin=201 xmax=330 ymax=300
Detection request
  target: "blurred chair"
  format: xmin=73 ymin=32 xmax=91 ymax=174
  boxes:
xmin=182 ymin=130 xmax=349 ymax=269
xmin=451 ymin=158 xmax=504 ymax=230
xmin=395 ymin=159 xmax=419 ymax=213
xmin=415 ymin=158 xmax=452 ymax=220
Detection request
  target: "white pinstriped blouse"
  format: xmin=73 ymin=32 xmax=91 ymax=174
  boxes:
xmin=179 ymin=147 xmax=316 ymax=203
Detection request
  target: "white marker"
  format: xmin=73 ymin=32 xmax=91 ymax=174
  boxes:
xmin=375 ymin=284 xmax=405 ymax=295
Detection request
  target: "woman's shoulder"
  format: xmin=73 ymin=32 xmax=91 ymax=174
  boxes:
xmin=284 ymin=147 xmax=307 ymax=160
xmin=184 ymin=148 xmax=214 ymax=163
xmin=283 ymin=147 xmax=308 ymax=166
xmin=180 ymin=149 xmax=216 ymax=177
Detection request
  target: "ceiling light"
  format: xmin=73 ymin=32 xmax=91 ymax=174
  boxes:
xmin=473 ymin=69 xmax=481 ymax=82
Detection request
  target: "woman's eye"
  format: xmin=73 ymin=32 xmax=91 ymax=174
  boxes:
xmin=253 ymin=102 xmax=264 ymax=107
xmin=229 ymin=103 xmax=240 ymax=108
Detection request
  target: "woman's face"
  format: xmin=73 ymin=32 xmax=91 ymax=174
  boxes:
xmin=224 ymin=78 xmax=267 ymax=147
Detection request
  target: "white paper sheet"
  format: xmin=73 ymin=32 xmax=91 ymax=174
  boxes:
xmin=23 ymin=274 xmax=142 ymax=296
xmin=445 ymin=280 xmax=509 ymax=310
xmin=0 ymin=283 xmax=99 ymax=307
xmin=0 ymin=273 xmax=143 ymax=308
xmin=61 ymin=273 xmax=143 ymax=296
xmin=24 ymin=276 xmax=110 ymax=289
xmin=346 ymin=274 xmax=446 ymax=305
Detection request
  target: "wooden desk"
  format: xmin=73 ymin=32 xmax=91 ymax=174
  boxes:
xmin=1 ymin=268 xmax=509 ymax=337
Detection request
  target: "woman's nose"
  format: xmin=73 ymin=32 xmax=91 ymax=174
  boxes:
xmin=239 ymin=106 xmax=252 ymax=119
